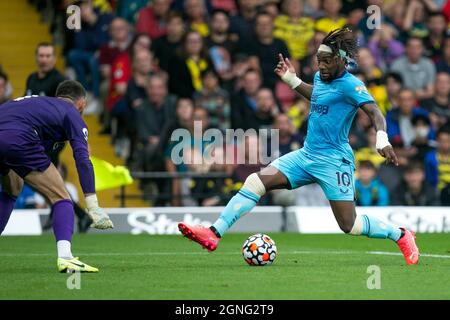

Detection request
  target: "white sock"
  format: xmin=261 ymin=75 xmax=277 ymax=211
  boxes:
xmin=57 ymin=240 xmax=74 ymax=259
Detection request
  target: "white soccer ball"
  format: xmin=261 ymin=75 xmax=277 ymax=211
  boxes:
xmin=242 ymin=233 xmax=277 ymax=266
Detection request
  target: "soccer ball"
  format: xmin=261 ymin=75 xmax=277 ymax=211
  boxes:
xmin=242 ymin=233 xmax=277 ymax=266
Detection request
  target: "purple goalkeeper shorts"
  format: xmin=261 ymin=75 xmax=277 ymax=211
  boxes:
xmin=0 ymin=130 xmax=51 ymax=178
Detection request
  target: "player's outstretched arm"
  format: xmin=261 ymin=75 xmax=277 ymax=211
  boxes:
xmin=70 ymin=139 xmax=114 ymax=230
xmin=361 ymin=103 xmax=399 ymax=166
xmin=274 ymin=53 xmax=313 ymax=100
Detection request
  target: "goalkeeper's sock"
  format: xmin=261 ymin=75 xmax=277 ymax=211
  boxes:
xmin=0 ymin=192 xmax=16 ymax=235
xmin=52 ymin=199 xmax=75 ymax=258
xmin=211 ymin=188 xmax=260 ymax=237
xmin=351 ymin=214 xmax=402 ymax=242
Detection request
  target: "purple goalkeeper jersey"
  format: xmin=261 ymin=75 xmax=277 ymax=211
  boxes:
xmin=0 ymin=96 xmax=95 ymax=194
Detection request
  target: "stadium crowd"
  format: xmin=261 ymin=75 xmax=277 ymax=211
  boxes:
xmin=1 ymin=0 xmax=450 ymax=208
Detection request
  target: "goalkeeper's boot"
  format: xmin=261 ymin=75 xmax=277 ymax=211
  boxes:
xmin=57 ymin=257 xmax=99 ymax=273
xmin=396 ymin=228 xmax=419 ymax=265
xmin=178 ymin=222 xmax=219 ymax=252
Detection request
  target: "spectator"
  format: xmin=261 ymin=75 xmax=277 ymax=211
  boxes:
xmin=299 ymin=30 xmax=324 ymax=83
xmin=367 ymin=23 xmax=405 ymax=71
xmin=136 ymin=0 xmax=171 ymax=40
xmin=116 ymin=0 xmax=149 ymax=24
xmin=421 ymin=72 xmax=450 ymax=129
xmin=384 ymin=72 xmax=404 ymax=114
xmin=402 ymin=0 xmax=430 ymax=40
xmin=441 ymin=183 xmax=450 ymax=205
xmin=100 ymin=33 xmax=152 ymax=133
xmin=135 ymin=74 xmax=177 ymax=172
xmin=425 ymin=125 xmax=450 ymax=190
xmin=67 ymin=1 xmax=113 ymax=103
xmin=229 ymin=0 xmax=259 ymax=44
xmin=168 ymin=30 xmax=212 ymax=98
xmin=99 ymin=17 xmax=132 ymax=80
xmin=390 ymin=37 xmax=436 ymax=100
xmin=274 ymin=113 xmax=304 ymax=157
xmin=262 ymin=1 xmax=280 ymax=20
xmin=436 ymin=37 xmax=450 ymax=74
xmin=273 ymin=0 xmax=315 ymax=61
xmin=357 ymin=47 xmax=383 ymax=81
xmin=185 ymin=0 xmax=210 ymax=37
xmin=205 ymin=9 xmax=237 ymax=84
xmin=210 ymin=0 xmax=237 ymax=13
xmin=231 ymin=69 xmax=262 ymax=129
xmin=424 ymin=12 xmax=448 ymax=62
xmin=193 ymin=70 xmax=231 ymax=131
xmin=303 ymin=0 xmax=323 ymax=18
xmin=386 ymin=88 xmax=430 ymax=147
xmin=410 ymin=114 xmax=436 ymax=162
xmin=187 ymin=107 xmax=227 ymax=206
xmin=221 ymin=134 xmax=268 ymax=204
xmin=0 ymin=72 xmax=11 ymax=104
xmin=315 ymin=0 xmax=347 ymax=34
xmin=164 ymin=98 xmax=196 ymax=206
xmin=355 ymin=160 xmax=389 ymax=206
xmin=153 ymin=12 xmax=185 ymax=72
xmin=247 ymin=88 xmax=281 ymax=130
xmin=25 ymin=43 xmax=66 ymax=97
xmin=354 ymin=128 xmax=387 ymax=168
xmin=245 ymin=12 xmax=291 ymax=90
xmin=107 ymin=41 xmax=154 ymax=114
xmin=349 ymin=109 xmax=371 ymax=150
xmin=392 ymin=161 xmax=439 ymax=206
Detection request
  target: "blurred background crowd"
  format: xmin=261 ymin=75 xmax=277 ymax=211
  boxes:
xmin=1 ymin=0 xmax=450 ymax=209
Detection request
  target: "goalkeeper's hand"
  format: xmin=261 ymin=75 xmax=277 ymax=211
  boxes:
xmin=85 ymin=194 xmax=114 ymax=229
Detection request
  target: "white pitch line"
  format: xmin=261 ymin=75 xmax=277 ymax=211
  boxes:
xmin=0 ymin=250 xmax=449 ymax=259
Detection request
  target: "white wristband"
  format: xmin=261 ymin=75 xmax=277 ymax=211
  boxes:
xmin=281 ymin=70 xmax=302 ymax=89
xmin=375 ymin=130 xmax=391 ymax=150
xmin=85 ymin=194 xmax=99 ymax=211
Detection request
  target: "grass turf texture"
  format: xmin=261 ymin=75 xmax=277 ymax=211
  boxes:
xmin=0 ymin=233 xmax=449 ymax=299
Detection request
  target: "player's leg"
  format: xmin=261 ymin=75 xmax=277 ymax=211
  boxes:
xmin=316 ymin=158 xmax=419 ymax=264
xmin=0 ymin=170 xmax=24 ymax=234
xmin=329 ymin=200 xmax=402 ymax=240
xmin=178 ymin=167 xmax=289 ymax=251
xmin=24 ymin=164 xmax=74 ymax=257
xmin=24 ymin=164 xmax=98 ymax=272
xmin=209 ymin=166 xmax=289 ymax=237
xmin=178 ymin=149 xmax=314 ymax=251
xmin=329 ymin=200 xmax=419 ymax=265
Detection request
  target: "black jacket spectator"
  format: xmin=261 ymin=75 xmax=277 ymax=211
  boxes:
xmin=135 ymin=94 xmax=177 ymax=144
xmin=25 ymin=69 xmax=66 ymax=97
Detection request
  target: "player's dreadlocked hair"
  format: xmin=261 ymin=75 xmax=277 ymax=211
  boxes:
xmin=322 ymin=28 xmax=358 ymax=61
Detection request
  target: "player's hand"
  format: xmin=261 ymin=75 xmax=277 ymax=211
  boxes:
xmin=378 ymin=145 xmax=399 ymax=166
xmin=86 ymin=207 xmax=114 ymax=229
xmin=274 ymin=54 xmax=295 ymax=78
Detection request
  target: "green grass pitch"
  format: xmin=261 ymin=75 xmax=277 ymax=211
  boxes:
xmin=0 ymin=233 xmax=449 ymax=299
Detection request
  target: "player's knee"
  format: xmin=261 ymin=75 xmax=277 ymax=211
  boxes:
xmin=339 ymin=219 xmax=355 ymax=234
xmin=242 ymin=173 xmax=266 ymax=197
xmin=47 ymin=188 xmax=71 ymax=204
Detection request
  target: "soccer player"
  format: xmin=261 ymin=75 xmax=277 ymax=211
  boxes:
xmin=0 ymin=80 xmax=114 ymax=272
xmin=178 ymin=29 xmax=420 ymax=265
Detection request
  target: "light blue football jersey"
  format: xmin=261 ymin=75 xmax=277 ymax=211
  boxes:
xmin=303 ymin=71 xmax=375 ymax=163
